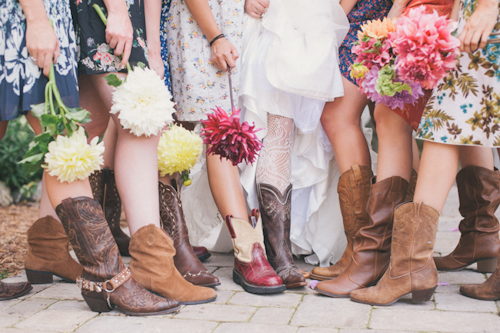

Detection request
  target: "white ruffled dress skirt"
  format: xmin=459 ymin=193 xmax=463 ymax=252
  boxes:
xmin=239 ymin=0 xmax=353 ymax=266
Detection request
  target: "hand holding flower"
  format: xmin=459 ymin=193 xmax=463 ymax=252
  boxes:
xmin=459 ymin=0 xmax=499 ymax=53
xmin=102 ymin=0 xmax=133 ymax=68
xmin=211 ymin=38 xmax=239 ymax=72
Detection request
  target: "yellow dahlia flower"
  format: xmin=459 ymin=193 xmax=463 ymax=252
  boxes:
xmin=158 ymin=125 xmax=203 ymax=177
xmin=44 ymin=127 xmax=105 ymax=183
xmin=110 ymin=67 xmax=175 ymax=137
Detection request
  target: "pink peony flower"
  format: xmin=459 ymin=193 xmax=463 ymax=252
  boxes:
xmin=352 ymin=38 xmax=394 ymax=70
xmin=200 ymin=107 xmax=263 ymax=166
xmin=391 ymin=6 xmax=460 ymax=89
xmin=361 ymin=66 xmax=424 ymax=109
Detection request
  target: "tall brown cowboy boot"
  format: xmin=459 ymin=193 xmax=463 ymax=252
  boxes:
xmin=159 ymin=180 xmax=220 ymax=287
xmin=25 ymin=216 xmax=82 ymax=284
xmin=435 ymin=166 xmax=500 ymax=272
xmin=89 ymin=168 xmax=130 ymax=256
xmin=56 ymin=197 xmax=179 ymax=315
xmin=311 ymin=165 xmax=373 ymax=280
xmin=315 ymin=176 xmax=408 ymax=297
xmin=129 ymin=224 xmax=217 ymax=305
xmin=351 ymin=202 xmax=440 ymax=306
xmin=258 ymin=183 xmax=307 ymax=289
xmin=0 ymin=281 xmax=32 ymax=301
xmin=406 ymin=169 xmax=418 ymax=202
xmin=225 ymin=209 xmax=285 ymax=294
xmin=460 ymin=255 xmax=500 ymax=301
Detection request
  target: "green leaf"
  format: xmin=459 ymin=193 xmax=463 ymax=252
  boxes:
xmin=33 ymin=131 xmax=53 ymax=144
xmin=40 ymin=114 xmax=60 ymax=135
xmin=136 ymin=62 xmax=146 ymax=69
xmin=30 ymin=103 xmax=47 ymax=119
xmin=19 ymin=152 xmax=45 ymax=174
xmin=104 ymin=74 xmax=123 ymax=87
xmin=66 ymin=108 xmax=91 ymax=124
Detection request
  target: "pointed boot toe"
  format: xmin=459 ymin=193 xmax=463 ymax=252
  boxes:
xmin=0 ymin=281 xmax=32 ymax=301
xmin=184 ymin=270 xmax=220 ymax=288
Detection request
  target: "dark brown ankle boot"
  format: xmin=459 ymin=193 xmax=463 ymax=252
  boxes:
xmin=258 ymin=183 xmax=306 ymax=289
xmin=25 ymin=216 xmax=82 ymax=284
xmin=315 ymin=176 xmax=409 ymax=297
xmin=351 ymin=202 xmax=440 ymax=306
xmin=89 ymin=168 xmax=130 ymax=256
xmin=311 ymin=165 xmax=373 ymax=280
xmin=159 ymin=180 xmax=220 ymax=288
xmin=435 ymin=166 xmax=500 ymax=273
xmin=56 ymin=197 xmax=179 ymax=315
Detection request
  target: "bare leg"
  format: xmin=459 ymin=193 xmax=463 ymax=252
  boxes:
xmin=373 ymin=104 xmax=413 ymax=182
xmin=413 ymin=141 xmax=460 ymax=213
xmin=321 ymin=77 xmax=371 ymax=173
xmin=0 ymin=120 xmax=8 ymax=140
xmin=207 ymin=153 xmax=249 ymax=220
xmin=45 ymin=172 xmax=93 ymax=208
xmin=79 ymin=74 xmax=161 ymax=235
xmin=460 ymin=146 xmax=494 ymax=170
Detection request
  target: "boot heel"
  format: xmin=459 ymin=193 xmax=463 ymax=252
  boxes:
xmin=412 ymin=287 xmax=436 ymax=303
xmin=477 ymin=258 xmax=498 ymax=273
xmin=25 ymin=269 xmax=53 ymax=284
xmin=82 ymin=291 xmax=113 ymax=313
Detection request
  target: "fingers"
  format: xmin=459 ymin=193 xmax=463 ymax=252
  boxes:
xmin=41 ymin=51 xmax=53 ymax=77
xmin=479 ymin=30 xmax=490 ymax=50
xmin=53 ymin=39 xmax=60 ymax=64
xmin=114 ymin=39 xmax=125 ymax=56
xmin=122 ymin=40 xmax=132 ymax=68
xmin=230 ymin=45 xmax=239 ymax=61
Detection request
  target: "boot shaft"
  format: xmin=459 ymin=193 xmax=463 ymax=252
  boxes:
xmin=89 ymin=168 xmax=122 ymax=229
xmin=457 ymin=166 xmax=500 ymax=233
xmin=158 ymin=181 xmax=189 ymax=247
xmin=225 ymin=212 xmax=266 ymax=263
xmin=27 ymin=216 xmax=70 ymax=262
xmin=337 ymin=165 xmax=373 ymax=238
xmin=56 ymin=197 xmax=125 ymax=281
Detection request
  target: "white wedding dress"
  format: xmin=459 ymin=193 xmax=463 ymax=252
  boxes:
xmin=181 ymin=0 xmax=377 ymax=267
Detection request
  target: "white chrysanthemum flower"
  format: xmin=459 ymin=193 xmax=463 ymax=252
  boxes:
xmin=158 ymin=125 xmax=203 ymax=176
xmin=44 ymin=127 xmax=105 ymax=183
xmin=110 ymin=67 xmax=175 ymax=137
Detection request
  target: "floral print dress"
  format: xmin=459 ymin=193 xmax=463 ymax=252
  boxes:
xmin=416 ymin=0 xmax=500 ymax=146
xmin=0 ymin=0 xmax=79 ymax=121
xmin=70 ymin=0 xmax=148 ymax=75
xmin=166 ymin=0 xmax=244 ymax=122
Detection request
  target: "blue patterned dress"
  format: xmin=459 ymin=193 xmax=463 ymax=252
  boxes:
xmin=0 ymin=0 xmax=79 ymax=121
xmin=161 ymin=0 xmax=172 ymax=92
xmin=339 ymin=0 xmax=393 ymax=85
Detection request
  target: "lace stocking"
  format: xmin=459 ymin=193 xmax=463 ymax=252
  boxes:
xmin=256 ymin=115 xmax=295 ymax=194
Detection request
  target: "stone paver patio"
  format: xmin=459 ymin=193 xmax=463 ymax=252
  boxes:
xmin=1 ymin=185 xmax=500 ymax=333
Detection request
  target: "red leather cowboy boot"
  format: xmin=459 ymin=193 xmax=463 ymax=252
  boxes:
xmin=225 ymin=210 xmax=285 ymax=294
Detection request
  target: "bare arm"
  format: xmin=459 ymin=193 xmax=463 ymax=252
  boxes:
xmin=450 ymin=0 xmax=461 ymax=21
xmin=144 ymin=0 xmax=164 ymax=78
xmin=387 ymin=0 xmax=412 ymax=19
xmin=102 ymin=0 xmax=134 ymax=68
xmin=19 ymin=0 xmax=60 ymax=77
xmin=459 ymin=0 xmax=499 ymax=52
xmin=184 ymin=0 xmax=239 ymax=71
xmin=340 ymin=0 xmax=359 ymax=16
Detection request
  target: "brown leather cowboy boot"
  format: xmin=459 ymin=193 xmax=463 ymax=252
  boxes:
xmin=351 ymin=202 xmax=440 ymax=306
xmin=226 ymin=209 xmax=285 ymax=294
xmin=129 ymin=224 xmax=217 ymax=305
xmin=435 ymin=166 xmax=500 ymax=272
xmin=193 ymin=246 xmax=211 ymax=262
xmin=315 ymin=176 xmax=408 ymax=297
xmin=56 ymin=197 xmax=179 ymax=315
xmin=159 ymin=180 xmax=220 ymax=288
xmin=0 ymin=281 xmax=32 ymax=301
xmin=89 ymin=168 xmax=130 ymax=256
xmin=258 ymin=183 xmax=307 ymax=289
xmin=25 ymin=216 xmax=82 ymax=284
xmin=311 ymin=165 xmax=373 ymax=280
xmin=406 ymin=169 xmax=418 ymax=202
xmin=460 ymin=256 xmax=500 ymax=300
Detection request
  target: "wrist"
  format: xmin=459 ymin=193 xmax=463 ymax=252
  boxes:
xmin=210 ymin=34 xmax=225 ymax=47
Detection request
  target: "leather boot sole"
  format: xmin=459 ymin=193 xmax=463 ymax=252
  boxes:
xmin=309 ymin=273 xmax=337 ymax=281
xmin=0 ymin=286 xmax=32 ymax=301
xmin=314 ymin=286 xmax=350 ymax=298
xmin=25 ymin=269 xmax=75 ymax=284
xmin=437 ymin=257 xmax=498 ymax=273
xmin=197 ymin=253 xmax=211 ymax=262
xmin=285 ymin=281 xmax=308 ymax=289
xmin=149 ymin=290 xmax=217 ymax=306
xmin=200 ymin=281 xmax=221 ymax=288
xmin=233 ymin=270 xmax=286 ymax=294
xmin=350 ymin=287 xmax=436 ymax=306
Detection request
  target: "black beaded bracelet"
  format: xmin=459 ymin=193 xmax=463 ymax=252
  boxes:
xmin=209 ymin=34 xmax=225 ymax=47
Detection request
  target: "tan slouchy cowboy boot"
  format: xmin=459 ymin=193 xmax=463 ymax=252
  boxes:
xmin=159 ymin=180 xmax=219 ymax=287
xmin=350 ymin=202 xmax=440 ymax=306
xmin=460 ymin=255 xmax=500 ymax=301
xmin=258 ymin=183 xmax=307 ymax=289
xmin=56 ymin=197 xmax=179 ymax=315
xmin=315 ymin=176 xmax=408 ymax=297
xmin=129 ymin=224 xmax=217 ymax=305
xmin=89 ymin=168 xmax=130 ymax=256
xmin=311 ymin=165 xmax=373 ymax=280
xmin=435 ymin=166 xmax=500 ymax=272
xmin=226 ymin=210 xmax=285 ymax=294
xmin=25 ymin=216 xmax=82 ymax=284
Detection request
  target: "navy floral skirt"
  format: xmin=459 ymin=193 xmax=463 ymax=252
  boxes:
xmin=70 ymin=0 xmax=148 ymax=75
xmin=339 ymin=0 xmax=393 ymax=85
xmin=0 ymin=0 xmax=79 ymax=121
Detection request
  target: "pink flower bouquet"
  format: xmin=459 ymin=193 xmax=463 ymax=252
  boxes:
xmin=200 ymin=107 xmax=263 ymax=166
